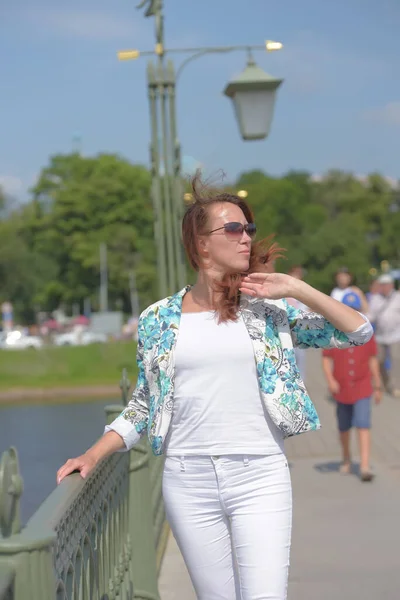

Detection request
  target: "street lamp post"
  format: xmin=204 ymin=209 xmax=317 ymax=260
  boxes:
xmin=119 ymin=0 xmax=283 ymax=298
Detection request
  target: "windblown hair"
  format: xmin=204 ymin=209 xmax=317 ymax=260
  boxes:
xmin=182 ymin=172 xmax=285 ymax=321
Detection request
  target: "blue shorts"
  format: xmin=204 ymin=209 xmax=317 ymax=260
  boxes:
xmin=336 ymin=397 xmax=371 ymax=432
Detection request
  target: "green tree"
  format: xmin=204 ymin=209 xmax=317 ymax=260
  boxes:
xmin=23 ymin=153 xmax=156 ymax=314
xmin=0 ymin=214 xmax=57 ymax=323
xmin=234 ymin=169 xmax=399 ymax=293
xmin=2 ymin=156 xmax=398 ymax=324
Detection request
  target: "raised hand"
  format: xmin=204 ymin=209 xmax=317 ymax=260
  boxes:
xmin=240 ymin=273 xmax=296 ymax=300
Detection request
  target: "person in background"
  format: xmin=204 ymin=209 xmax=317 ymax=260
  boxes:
xmin=286 ymin=265 xmax=307 ymax=380
xmin=330 ymin=267 xmax=369 ymax=313
xmin=368 ymin=274 xmax=400 ymax=397
xmin=366 ymin=278 xmax=381 ymax=304
xmin=322 ymin=291 xmax=382 ymax=482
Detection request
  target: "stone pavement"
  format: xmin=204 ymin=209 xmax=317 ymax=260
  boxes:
xmin=159 ymin=349 xmax=400 ymax=600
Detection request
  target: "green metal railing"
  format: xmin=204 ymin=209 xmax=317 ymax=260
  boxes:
xmin=0 ymin=370 xmax=168 ymax=600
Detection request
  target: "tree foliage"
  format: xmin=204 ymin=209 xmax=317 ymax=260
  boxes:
xmin=20 ymin=153 xmax=155 ymax=317
xmin=234 ymin=169 xmax=399 ymax=290
xmin=1 ymin=153 xmax=398 ymax=323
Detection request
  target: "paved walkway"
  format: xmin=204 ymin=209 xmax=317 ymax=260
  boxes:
xmin=159 ymin=349 xmax=400 ymax=599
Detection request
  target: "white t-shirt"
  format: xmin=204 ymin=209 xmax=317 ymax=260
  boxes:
xmin=165 ymin=311 xmax=284 ymax=457
xmin=330 ymin=286 xmax=353 ymax=303
xmin=368 ymin=291 xmax=400 ymax=344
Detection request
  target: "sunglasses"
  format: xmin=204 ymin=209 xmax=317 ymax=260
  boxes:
xmin=207 ymin=222 xmax=257 ymax=240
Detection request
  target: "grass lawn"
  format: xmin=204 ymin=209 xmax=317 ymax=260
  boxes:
xmin=0 ymin=341 xmax=139 ymax=390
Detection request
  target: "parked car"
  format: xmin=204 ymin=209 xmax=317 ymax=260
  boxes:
xmin=0 ymin=330 xmax=44 ymax=350
xmin=53 ymin=330 xmax=108 ymax=346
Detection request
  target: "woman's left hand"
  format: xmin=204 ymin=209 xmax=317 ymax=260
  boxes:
xmin=241 ymin=272 xmax=369 ymax=335
xmin=240 ymin=273 xmax=296 ymax=300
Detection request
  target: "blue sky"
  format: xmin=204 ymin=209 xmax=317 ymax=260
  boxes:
xmin=1 ymin=0 xmax=400 ymax=200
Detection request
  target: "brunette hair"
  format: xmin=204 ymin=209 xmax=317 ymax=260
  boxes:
xmin=334 ymin=267 xmax=354 ymax=285
xmin=182 ymin=172 xmax=284 ymax=321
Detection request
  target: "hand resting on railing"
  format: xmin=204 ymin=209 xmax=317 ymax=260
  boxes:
xmin=56 ymin=430 xmax=125 ymax=484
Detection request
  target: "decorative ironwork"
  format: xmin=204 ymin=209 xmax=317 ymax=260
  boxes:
xmin=51 ymin=453 xmax=131 ymax=599
xmin=137 ymin=0 xmax=161 ymax=19
xmin=0 ymin=447 xmax=23 ymax=538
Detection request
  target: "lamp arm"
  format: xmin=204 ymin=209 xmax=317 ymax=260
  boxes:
xmin=175 ymin=48 xmax=235 ymax=82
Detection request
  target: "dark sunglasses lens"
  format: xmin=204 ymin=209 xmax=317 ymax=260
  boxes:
xmin=246 ymin=223 xmax=257 ymax=237
xmin=224 ymin=222 xmax=257 ymax=238
xmin=224 ymin=222 xmax=243 ymax=236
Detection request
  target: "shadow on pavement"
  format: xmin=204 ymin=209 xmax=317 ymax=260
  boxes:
xmin=313 ymin=461 xmax=364 ymax=476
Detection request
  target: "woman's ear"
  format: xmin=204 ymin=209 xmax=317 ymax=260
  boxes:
xmin=198 ymin=236 xmax=208 ymax=256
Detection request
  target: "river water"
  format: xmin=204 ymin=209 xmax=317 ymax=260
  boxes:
xmin=0 ymin=398 xmax=120 ymax=524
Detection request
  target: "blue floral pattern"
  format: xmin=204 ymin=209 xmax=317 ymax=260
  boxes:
xmin=115 ymin=287 xmax=368 ymax=455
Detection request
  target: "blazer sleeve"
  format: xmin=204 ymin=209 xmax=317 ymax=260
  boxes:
xmin=282 ymin=299 xmax=373 ymax=350
xmin=104 ymin=316 xmax=150 ymax=450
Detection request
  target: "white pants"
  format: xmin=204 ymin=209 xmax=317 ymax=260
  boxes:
xmin=162 ymin=454 xmax=292 ymax=600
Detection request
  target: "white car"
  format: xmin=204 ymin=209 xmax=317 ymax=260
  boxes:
xmin=54 ymin=330 xmax=108 ymax=346
xmin=0 ymin=330 xmax=44 ymax=350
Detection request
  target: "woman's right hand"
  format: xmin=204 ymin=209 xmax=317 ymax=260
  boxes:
xmin=57 ymin=452 xmax=98 ymax=485
xmin=57 ymin=431 xmax=125 ymax=485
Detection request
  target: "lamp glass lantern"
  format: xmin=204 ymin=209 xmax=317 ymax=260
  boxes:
xmin=224 ymin=58 xmax=283 ymax=141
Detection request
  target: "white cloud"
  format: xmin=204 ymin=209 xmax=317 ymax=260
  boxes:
xmin=271 ymin=30 xmax=390 ymax=95
xmin=0 ymin=175 xmax=24 ymax=196
xmin=363 ymin=102 xmax=400 ymax=126
xmin=24 ymin=8 xmax=138 ymax=41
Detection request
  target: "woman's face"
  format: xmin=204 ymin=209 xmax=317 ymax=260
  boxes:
xmin=370 ymin=280 xmax=380 ymax=294
xmin=199 ymin=202 xmax=253 ymax=275
xmin=336 ymin=272 xmax=352 ymax=288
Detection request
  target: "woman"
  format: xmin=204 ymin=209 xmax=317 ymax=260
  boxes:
xmin=57 ymin=178 xmax=372 ymax=600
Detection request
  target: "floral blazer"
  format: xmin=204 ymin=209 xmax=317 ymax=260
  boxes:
xmin=106 ymin=286 xmax=372 ymax=455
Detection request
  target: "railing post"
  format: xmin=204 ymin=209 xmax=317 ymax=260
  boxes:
xmin=127 ymin=439 xmax=160 ymax=600
xmin=105 ymin=370 xmax=160 ymax=600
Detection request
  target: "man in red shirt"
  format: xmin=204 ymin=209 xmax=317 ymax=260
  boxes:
xmin=322 ymin=291 xmax=382 ymax=482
